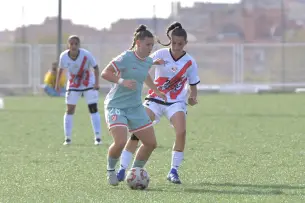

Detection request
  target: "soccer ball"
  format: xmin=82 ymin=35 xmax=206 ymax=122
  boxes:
xmin=126 ymin=167 xmax=150 ymax=190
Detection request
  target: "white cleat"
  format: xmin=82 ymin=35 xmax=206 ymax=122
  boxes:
xmin=107 ymin=170 xmax=119 ymax=186
xmin=63 ymin=139 xmax=71 ymax=145
xmin=94 ymin=138 xmax=102 ymax=145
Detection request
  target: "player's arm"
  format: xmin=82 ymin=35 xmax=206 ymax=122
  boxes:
xmin=150 ymin=50 xmax=164 ymax=66
xmin=59 ymin=73 xmax=67 ymax=88
xmin=144 ymin=74 xmax=157 ymax=92
xmin=88 ymin=53 xmax=100 ymax=89
xmin=55 ymin=68 xmax=64 ymax=91
xmin=101 ymin=62 xmax=136 ymax=90
xmin=187 ymin=60 xmax=200 ymax=106
xmin=55 ymin=56 xmax=65 ymax=91
xmin=88 ymin=52 xmax=100 ymax=89
xmin=144 ymin=74 xmax=167 ymax=102
xmin=93 ymin=65 xmax=99 ymax=87
xmin=101 ymin=64 xmax=122 ymax=84
xmin=189 ymin=84 xmax=198 ymax=99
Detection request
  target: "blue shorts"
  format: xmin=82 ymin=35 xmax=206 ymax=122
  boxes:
xmin=105 ymin=105 xmax=153 ymax=133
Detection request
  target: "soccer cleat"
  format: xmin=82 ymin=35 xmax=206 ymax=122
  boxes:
xmin=94 ymin=138 xmax=102 ymax=145
xmin=107 ymin=170 xmax=119 ymax=186
xmin=116 ymin=168 xmax=126 ymax=182
xmin=167 ymin=168 xmax=182 ymax=184
xmin=63 ymin=139 xmax=71 ymax=145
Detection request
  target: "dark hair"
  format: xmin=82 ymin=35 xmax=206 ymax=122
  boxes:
xmin=52 ymin=62 xmax=58 ymax=67
xmin=68 ymin=35 xmax=80 ymax=44
xmin=157 ymin=22 xmax=187 ymax=46
xmin=129 ymin=25 xmax=154 ymax=50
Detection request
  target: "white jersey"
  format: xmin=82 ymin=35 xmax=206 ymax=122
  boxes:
xmin=148 ymin=48 xmax=200 ymax=103
xmin=59 ymin=48 xmax=97 ymax=91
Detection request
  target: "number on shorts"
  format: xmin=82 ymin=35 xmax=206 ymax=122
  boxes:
xmin=109 ymin=108 xmax=120 ymax=115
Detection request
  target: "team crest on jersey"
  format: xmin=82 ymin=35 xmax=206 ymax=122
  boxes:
xmin=171 ymin=67 xmax=177 ymax=72
xmin=111 ymin=115 xmax=117 ymax=121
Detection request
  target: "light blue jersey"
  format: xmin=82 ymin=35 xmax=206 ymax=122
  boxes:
xmin=104 ymin=50 xmax=153 ymax=109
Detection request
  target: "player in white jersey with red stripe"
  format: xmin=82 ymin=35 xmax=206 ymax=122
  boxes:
xmin=117 ymin=22 xmax=200 ymax=184
xmin=55 ymin=35 xmax=101 ymax=146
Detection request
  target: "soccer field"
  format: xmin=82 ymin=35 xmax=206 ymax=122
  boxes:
xmin=0 ymin=94 xmax=305 ymax=203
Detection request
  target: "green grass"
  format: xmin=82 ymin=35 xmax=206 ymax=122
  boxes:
xmin=0 ymin=95 xmax=305 ymax=203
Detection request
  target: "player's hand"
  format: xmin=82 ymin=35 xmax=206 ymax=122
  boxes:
xmin=155 ymin=90 xmax=167 ymax=102
xmin=188 ymin=96 xmax=198 ymax=106
xmin=153 ymin=58 xmax=165 ymax=65
xmin=122 ymin=80 xmax=137 ymax=90
xmin=93 ymin=83 xmax=100 ymax=90
xmin=55 ymin=85 xmax=60 ymax=93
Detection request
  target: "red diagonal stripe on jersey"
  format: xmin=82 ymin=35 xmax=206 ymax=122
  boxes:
xmin=160 ymin=60 xmax=192 ymax=93
xmin=78 ymin=56 xmax=87 ymax=77
xmin=69 ymin=56 xmax=88 ymax=88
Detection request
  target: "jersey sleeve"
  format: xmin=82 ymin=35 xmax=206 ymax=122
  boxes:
xmin=187 ymin=59 xmax=200 ymax=85
xmin=110 ymin=51 xmax=129 ymax=73
xmin=149 ymin=50 xmax=160 ymax=61
xmin=87 ymin=52 xmax=98 ymax=68
xmin=150 ymin=50 xmax=161 ymax=61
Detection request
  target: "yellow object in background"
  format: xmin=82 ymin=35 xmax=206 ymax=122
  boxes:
xmin=44 ymin=69 xmax=66 ymax=88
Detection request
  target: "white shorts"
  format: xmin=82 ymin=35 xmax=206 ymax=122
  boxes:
xmin=65 ymin=89 xmax=99 ymax=105
xmin=143 ymin=100 xmax=187 ymax=123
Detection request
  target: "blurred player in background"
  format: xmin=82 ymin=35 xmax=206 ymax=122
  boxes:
xmin=117 ymin=22 xmax=200 ymax=184
xmin=55 ymin=35 xmax=102 ymax=146
xmin=101 ymin=25 xmax=166 ymax=186
xmin=43 ymin=62 xmax=66 ymax=97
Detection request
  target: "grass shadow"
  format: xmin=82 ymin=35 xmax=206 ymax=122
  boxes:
xmin=201 ymin=113 xmax=305 ymax=118
xmin=147 ymin=187 xmax=288 ymax=196
xmin=197 ymin=182 xmax=305 ymax=190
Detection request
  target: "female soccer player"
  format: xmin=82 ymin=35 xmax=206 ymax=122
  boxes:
xmin=101 ymin=25 xmax=166 ymax=186
xmin=117 ymin=22 xmax=200 ymax=184
xmin=55 ymin=35 xmax=102 ymax=146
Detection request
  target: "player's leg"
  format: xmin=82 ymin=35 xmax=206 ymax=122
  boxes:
xmin=117 ymin=101 xmax=159 ymax=181
xmin=63 ymin=91 xmax=81 ymax=145
xmin=84 ymin=89 xmax=101 ymax=145
xmin=116 ymin=132 xmax=139 ymax=181
xmin=131 ymin=126 xmax=157 ymax=168
xmin=105 ymin=107 xmax=128 ymax=186
xmin=128 ymin=106 xmax=157 ymax=169
xmin=165 ymin=102 xmax=187 ymax=184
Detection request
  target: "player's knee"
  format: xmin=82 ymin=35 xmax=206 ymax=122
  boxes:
xmin=143 ymin=138 xmax=157 ymax=150
xmin=88 ymin=103 xmax=98 ymax=113
xmin=66 ymin=105 xmax=75 ymax=114
xmin=115 ymin=139 xmax=127 ymax=150
xmin=150 ymin=140 xmax=157 ymax=150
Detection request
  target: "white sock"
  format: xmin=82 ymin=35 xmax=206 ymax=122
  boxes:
xmin=64 ymin=113 xmax=73 ymax=139
xmin=119 ymin=150 xmax=133 ymax=170
xmin=171 ymin=151 xmax=184 ymax=170
xmin=90 ymin=112 xmax=101 ymax=139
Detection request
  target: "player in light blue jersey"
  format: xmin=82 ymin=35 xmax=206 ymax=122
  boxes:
xmin=117 ymin=22 xmax=200 ymax=184
xmin=101 ymin=25 xmax=166 ymax=186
